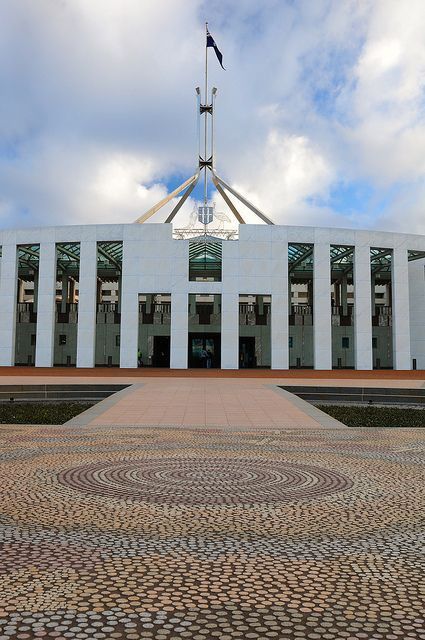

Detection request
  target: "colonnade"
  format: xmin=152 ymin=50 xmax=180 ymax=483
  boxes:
xmin=0 ymin=228 xmax=416 ymax=369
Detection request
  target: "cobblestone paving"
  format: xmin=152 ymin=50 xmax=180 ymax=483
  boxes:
xmin=0 ymin=424 xmax=424 ymax=639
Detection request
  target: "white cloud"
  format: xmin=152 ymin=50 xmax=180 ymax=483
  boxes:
xmin=0 ymin=142 xmax=168 ymax=227
xmin=337 ymin=0 xmax=425 ymax=187
xmin=88 ymin=154 xmax=162 ymax=222
xmin=228 ymin=130 xmax=335 ymax=225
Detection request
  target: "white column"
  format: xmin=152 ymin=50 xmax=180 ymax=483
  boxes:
xmin=117 ymin=275 xmax=122 ymax=313
xmin=0 ymin=243 xmax=18 ymax=366
xmin=33 ymin=271 xmax=39 ymax=312
xmin=170 ymin=292 xmax=188 ymax=368
xmin=77 ymin=240 xmax=97 ymax=368
xmin=409 ymin=259 xmax=425 ymax=368
xmin=271 ymin=293 xmax=288 ymax=369
xmin=35 ymin=242 xmax=57 ymax=367
xmin=354 ymin=244 xmax=372 ymax=369
xmin=221 ymin=292 xmax=239 ymax=369
xmin=119 ymin=243 xmax=138 ymax=369
xmin=313 ymin=242 xmax=332 ymax=369
xmin=341 ymin=275 xmax=348 ymax=315
xmin=119 ymin=289 xmax=138 ymax=368
xmin=120 ymin=233 xmax=145 ymax=368
xmin=392 ymin=246 xmax=411 ymax=369
xmin=61 ymin=273 xmax=68 ymax=313
xmin=271 ymin=239 xmax=288 ymax=369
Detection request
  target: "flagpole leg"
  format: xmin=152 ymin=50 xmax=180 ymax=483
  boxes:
xmin=204 ymin=22 xmax=208 ymax=208
xmin=205 ymin=23 xmax=208 ymax=110
xmin=196 ymin=89 xmax=201 ymax=163
xmin=211 ymin=88 xmax=216 ymax=172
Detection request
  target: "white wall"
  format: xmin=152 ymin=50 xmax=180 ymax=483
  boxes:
xmin=409 ymin=258 xmax=425 ymax=369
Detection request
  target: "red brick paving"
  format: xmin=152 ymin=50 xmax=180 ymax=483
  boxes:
xmin=1 ymin=366 xmax=425 ymax=379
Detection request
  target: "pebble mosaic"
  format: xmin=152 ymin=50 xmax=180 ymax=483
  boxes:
xmin=0 ymin=424 xmax=424 ymax=639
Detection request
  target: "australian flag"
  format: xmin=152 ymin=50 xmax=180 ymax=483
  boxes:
xmin=207 ymin=28 xmax=225 ymax=69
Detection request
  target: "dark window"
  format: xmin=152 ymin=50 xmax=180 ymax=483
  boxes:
xmin=289 ymin=336 xmax=293 ymax=348
xmin=59 ymin=334 xmax=67 ymax=345
xmin=372 ymin=337 xmax=378 ymax=349
xmin=189 ymin=240 xmax=222 ymax=282
xmin=115 ymin=335 xmax=120 ymax=347
xmin=342 ymin=337 xmax=349 ymax=349
xmin=30 ymin=334 xmax=36 ymax=346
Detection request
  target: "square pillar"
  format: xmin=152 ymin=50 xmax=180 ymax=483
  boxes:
xmin=271 ymin=293 xmax=288 ymax=369
xmin=0 ymin=243 xmax=18 ymax=366
xmin=61 ymin=274 xmax=68 ymax=313
xmin=408 ymin=259 xmax=425 ymax=368
xmin=221 ymin=292 xmax=239 ymax=369
xmin=170 ymin=292 xmax=188 ymax=368
xmin=76 ymin=240 xmax=97 ymax=368
xmin=392 ymin=246 xmax=411 ymax=369
xmin=119 ymin=239 xmax=138 ymax=368
xmin=271 ymin=236 xmax=288 ymax=369
xmin=341 ymin=275 xmax=348 ymax=315
xmin=35 ymin=242 xmax=56 ymax=367
xmin=119 ymin=289 xmax=138 ymax=368
xmin=33 ymin=271 xmax=39 ymax=312
xmin=313 ymin=242 xmax=332 ymax=369
xmin=354 ymin=244 xmax=372 ymax=369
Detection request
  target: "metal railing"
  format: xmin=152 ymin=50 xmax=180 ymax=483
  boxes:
xmin=139 ymin=303 xmax=171 ymax=314
xmin=291 ymin=304 xmax=312 ymax=315
xmin=97 ymin=302 xmax=119 ymax=313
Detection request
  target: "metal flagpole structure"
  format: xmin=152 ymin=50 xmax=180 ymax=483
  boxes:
xmin=204 ymin=21 xmax=208 ymax=208
xmin=202 ymin=22 xmax=209 ymax=236
xmin=135 ymin=23 xmax=275 ymax=228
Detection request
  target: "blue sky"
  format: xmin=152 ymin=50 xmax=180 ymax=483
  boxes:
xmin=1 ymin=0 xmax=425 ymax=232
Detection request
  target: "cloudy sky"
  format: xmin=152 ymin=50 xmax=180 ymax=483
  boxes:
xmin=1 ymin=0 xmax=425 ymax=232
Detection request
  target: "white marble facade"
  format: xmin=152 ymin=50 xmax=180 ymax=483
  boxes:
xmin=0 ymin=223 xmax=424 ymax=370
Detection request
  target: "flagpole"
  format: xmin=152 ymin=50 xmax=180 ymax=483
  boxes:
xmin=204 ymin=21 xmax=208 ymax=209
xmin=205 ymin=22 xmax=208 ymax=112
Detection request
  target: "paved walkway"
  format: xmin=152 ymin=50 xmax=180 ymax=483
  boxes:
xmin=2 ymin=369 xmax=425 ymax=429
xmin=66 ymin=379 xmax=344 ymax=429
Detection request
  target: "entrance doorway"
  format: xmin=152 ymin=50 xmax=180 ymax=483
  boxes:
xmin=152 ymin=336 xmax=170 ymax=367
xmin=188 ymin=333 xmax=221 ymax=368
xmin=138 ymin=293 xmax=171 ymax=367
xmin=239 ymin=295 xmax=271 ymax=368
xmin=239 ymin=336 xmax=256 ymax=368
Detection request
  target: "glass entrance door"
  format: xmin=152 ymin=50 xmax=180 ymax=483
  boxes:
xmin=152 ymin=335 xmax=170 ymax=367
xmin=188 ymin=333 xmax=221 ymax=368
xmin=239 ymin=336 xmax=256 ymax=368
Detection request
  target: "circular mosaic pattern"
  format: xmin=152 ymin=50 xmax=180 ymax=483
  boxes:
xmin=57 ymin=457 xmax=353 ymax=504
xmin=1 ymin=424 xmax=424 ymax=639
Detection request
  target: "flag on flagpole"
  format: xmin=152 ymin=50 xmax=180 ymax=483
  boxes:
xmin=206 ymin=28 xmax=225 ymax=69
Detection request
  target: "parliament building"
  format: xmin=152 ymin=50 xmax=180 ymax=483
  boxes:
xmin=0 ymin=221 xmax=423 ymax=370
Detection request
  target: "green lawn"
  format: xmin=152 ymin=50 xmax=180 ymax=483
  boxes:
xmin=0 ymin=402 xmax=94 ymax=424
xmin=317 ymin=404 xmax=425 ymax=428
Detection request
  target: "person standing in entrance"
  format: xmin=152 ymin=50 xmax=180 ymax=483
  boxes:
xmin=206 ymin=349 xmax=212 ymax=368
xmin=200 ymin=348 xmax=208 ymax=368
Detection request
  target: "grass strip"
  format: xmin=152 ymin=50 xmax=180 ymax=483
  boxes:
xmin=0 ymin=402 xmax=95 ymax=425
xmin=317 ymin=404 xmax=425 ymax=428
